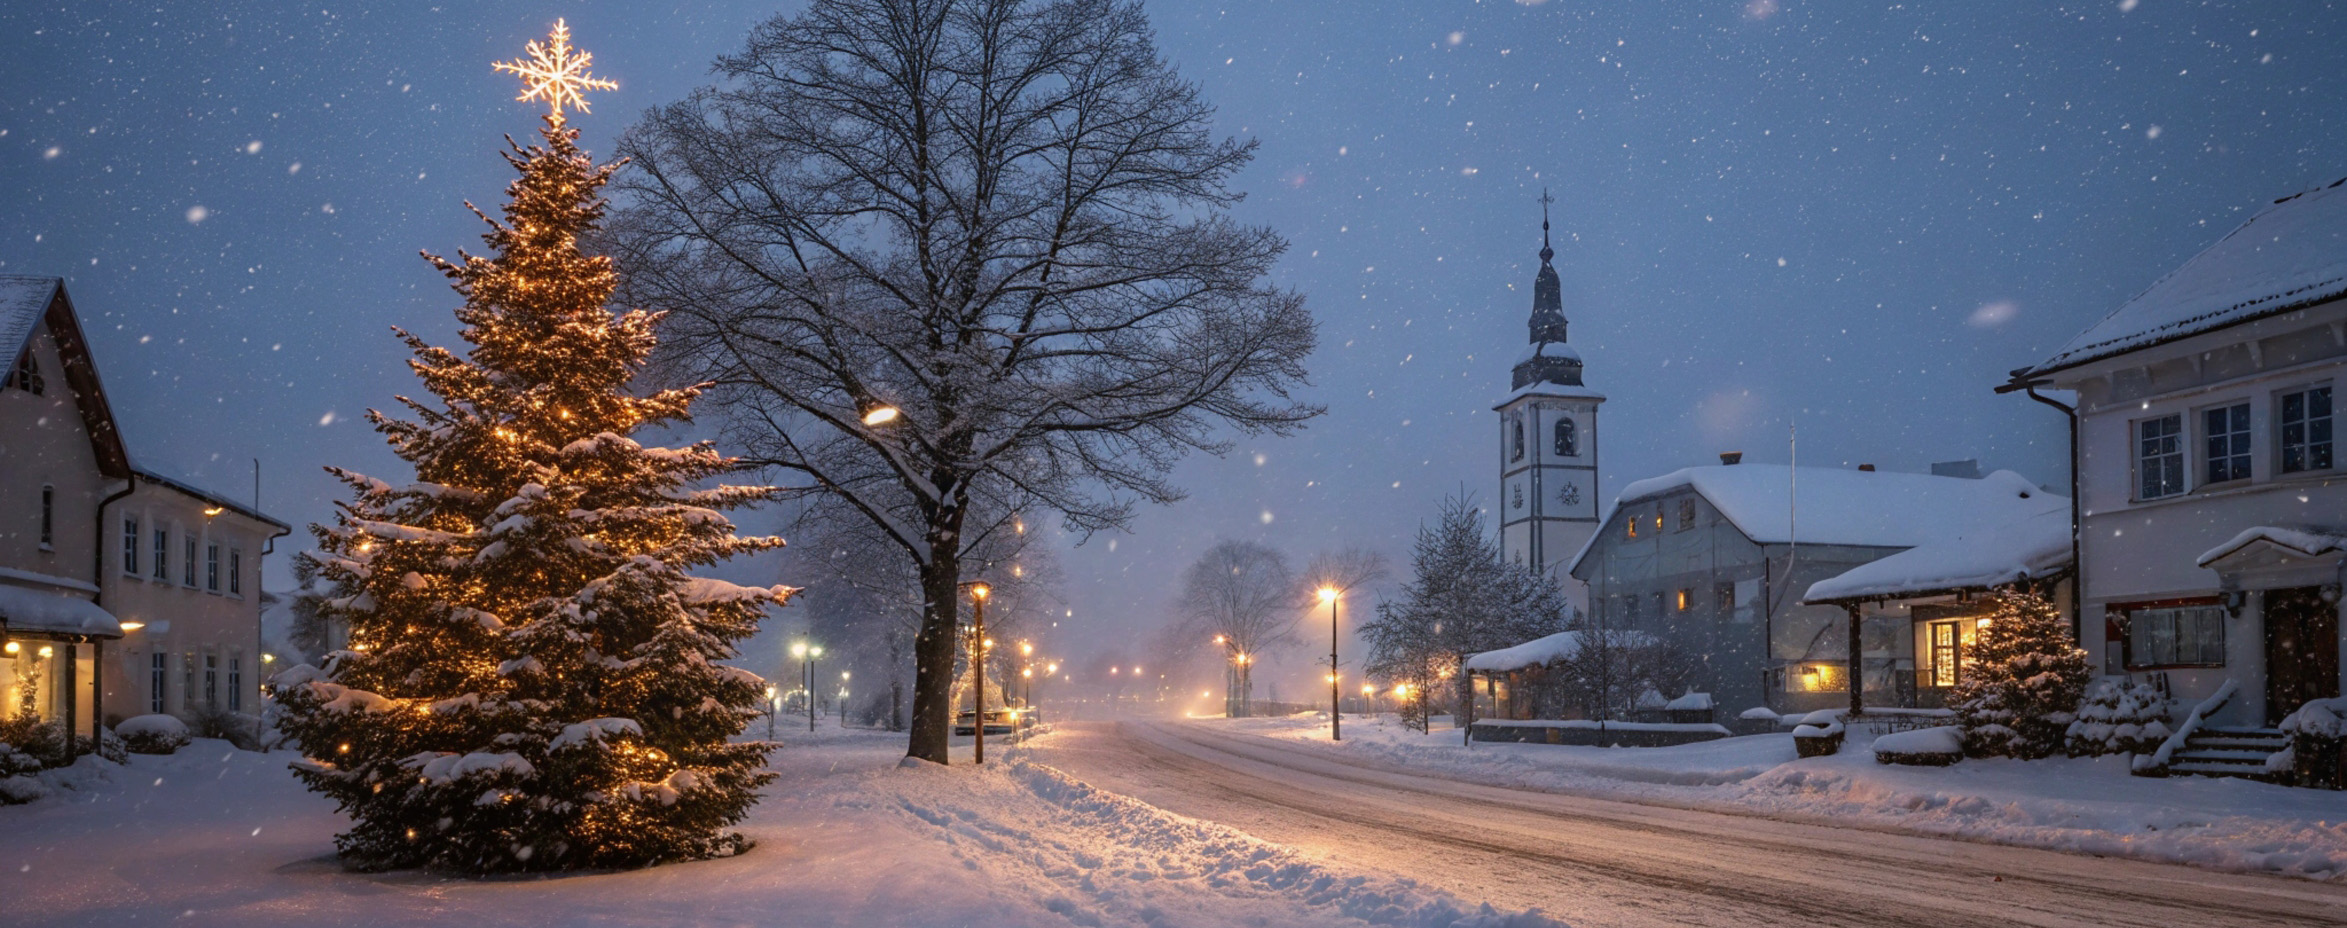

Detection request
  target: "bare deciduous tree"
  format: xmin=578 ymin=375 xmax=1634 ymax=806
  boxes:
xmin=608 ymin=0 xmax=1318 ymax=763
xmin=1173 ymin=540 xmax=1297 ymax=716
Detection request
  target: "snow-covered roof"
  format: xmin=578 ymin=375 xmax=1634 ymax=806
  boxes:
xmin=1607 ymin=464 xmax=2060 ymax=549
xmin=0 ymin=582 xmax=123 ymax=639
xmin=0 ymin=275 xmax=59 ymax=365
xmin=1511 ymin=340 xmax=1581 ymax=367
xmin=2025 ymin=178 xmax=2347 ymax=376
xmin=1490 ymin=379 xmax=1606 ymax=409
xmin=132 ymin=468 xmax=290 ymax=530
xmin=1803 ymin=506 xmax=2072 ymax=603
xmin=1463 ymin=629 xmax=1656 ymax=673
xmin=2196 ymin=526 xmax=2347 ymax=568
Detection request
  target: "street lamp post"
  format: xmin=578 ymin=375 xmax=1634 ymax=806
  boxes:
xmin=1320 ymin=586 xmax=1341 ymax=741
xmin=792 ymin=641 xmax=824 ymax=732
xmin=765 ymin=685 xmax=778 ymax=741
xmin=966 ymin=582 xmax=991 ymax=764
xmin=839 ymin=671 xmax=851 ymax=728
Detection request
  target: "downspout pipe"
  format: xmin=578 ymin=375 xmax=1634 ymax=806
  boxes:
xmin=2000 ymin=376 xmax=2083 ymax=639
xmin=86 ymin=473 xmax=135 ymax=760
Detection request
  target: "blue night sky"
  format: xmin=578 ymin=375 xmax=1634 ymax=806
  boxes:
xmin=6 ymin=1 xmax=2343 ymax=689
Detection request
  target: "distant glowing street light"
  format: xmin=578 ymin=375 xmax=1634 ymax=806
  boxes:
xmin=861 ymin=404 xmax=901 ymax=426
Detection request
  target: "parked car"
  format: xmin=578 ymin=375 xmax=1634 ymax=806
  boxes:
xmin=954 ymin=708 xmax=1024 ymax=735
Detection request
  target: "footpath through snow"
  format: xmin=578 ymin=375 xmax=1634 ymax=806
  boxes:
xmin=1211 ymin=714 xmax=2347 ymax=880
xmin=0 ymin=727 xmax=1559 ymax=928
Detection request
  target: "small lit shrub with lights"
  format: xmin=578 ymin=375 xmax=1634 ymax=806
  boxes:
xmin=1951 ymin=589 xmax=2091 ymax=760
xmin=270 ymin=24 xmax=792 ymax=873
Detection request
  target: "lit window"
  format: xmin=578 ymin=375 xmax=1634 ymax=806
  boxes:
xmin=1675 ymin=589 xmax=1691 ymax=611
xmin=2281 ymin=385 xmax=2333 ymax=474
xmin=2137 ymin=414 xmax=2184 ymax=499
xmin=1790 ymin=663 xmax=1847 ymax=693
xmin=2203 ymin=403 xmax=2251 ymax=483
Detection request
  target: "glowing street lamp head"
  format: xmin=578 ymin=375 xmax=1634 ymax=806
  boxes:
xmin=1318 ymin=586 xmax=1340 ymax=604
xmin=791 ymin=642 xmax=808 ymax=658
xmin=861 ymin=404 xmax=901 ymax=427
xmin=492 ymin=19 xmax=617 ymax=119
xmin=1021 ymin=642 xmax=1033 ymax=657
xmin=969 ymin=582 xmax=991 ymax=601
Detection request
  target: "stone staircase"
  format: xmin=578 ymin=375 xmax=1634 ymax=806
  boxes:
xmin=2164 ymin=727 xmax=2289 ymax=781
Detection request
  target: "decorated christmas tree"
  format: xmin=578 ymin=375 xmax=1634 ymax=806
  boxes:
xmin=269 ymin=22 xmax=792 ymax=873
xmin=1950 ymin=589 xmax=2091 ymax=760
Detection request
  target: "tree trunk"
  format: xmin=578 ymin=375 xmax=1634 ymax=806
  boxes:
xmin=906 ymin=547 xmax=964 ymax=764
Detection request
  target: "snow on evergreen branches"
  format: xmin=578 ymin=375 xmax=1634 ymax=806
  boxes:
xmin=268 ymin=112 xmax=790 ymax=873
xmin=1950 ymin=590 xmax=2092 ymax=760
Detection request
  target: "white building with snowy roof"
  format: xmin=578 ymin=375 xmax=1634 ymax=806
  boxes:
xmin=1 ymin=276 xmax=288 ymax=759
xmin=2002 ymin=177 xmax=2347 ymax=743
xmin=1564 ymin=457 xmax=2069 ymax=716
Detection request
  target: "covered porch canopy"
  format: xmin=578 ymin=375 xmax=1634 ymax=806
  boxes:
xmin=0 ymin=580 xmax=125 ymax=762
xmin=1802 ymin=506 xmax=2074 ymax=715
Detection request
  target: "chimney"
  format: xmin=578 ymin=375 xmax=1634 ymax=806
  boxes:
xmin=1858 ymin=463 xmax=1876 ymax=472
xmin=1719 ymin=452 xmax=1742 ymax=466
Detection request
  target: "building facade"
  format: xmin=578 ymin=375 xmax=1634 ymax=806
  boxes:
xmin=1496 ymin=205 xmax=1604 ymax=617
xmin=1568 ymin=461 xmax=2067 ymax=716
xmin=0 ymin=276 xmax=286 ymax=747
xmin=2006 ymin=179 xmax=2347 ymax=729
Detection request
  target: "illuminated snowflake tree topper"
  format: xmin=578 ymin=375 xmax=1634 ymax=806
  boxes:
xmin=492 ymin=19 xmax=617 ymax=119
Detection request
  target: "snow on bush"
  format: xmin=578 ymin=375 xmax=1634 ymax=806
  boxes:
xmin=118 ymin=714 xmax=192 ymax=755
xmin=1738 ymin=706 xmax=1780 ymax=721
xmin=1872 ymin=725 xmax=1964 ymax=766
xmin=2279 ymin=696 xmax=2347 ymax=740
xmin=1951 ymin=590 xmax=2090 ymax=760
xmin=2065 ymin=678 xmax=2171 ymax=757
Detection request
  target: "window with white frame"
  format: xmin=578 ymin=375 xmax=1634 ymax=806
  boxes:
xmin=204 ymin=653 xmax=218 ymax=706
xmin=152 ymin=528 xmax=168 ymax=579
xmin=183 ymin=538 xmax=197 ymax=587
xmin=39 ymin=485 xmax=53 ymax=549
xmin=2137 ymin=414 xmax=2185 ymax=499
xmin=2128 ymin=604 xmax=2226 ymax=667
xmin=228 ymin=656 xmax=242 ymax=711
xmin=2281 ymin=384 xmax=2333 ymax=474
xmin=2203 ymin=403 xmax=2252 ymax=483
xmin=228 ymin=548 xmax=242 ymax=595
xmin=121 ymin=516 xmax=139 ymax=575
xmin=1554 ymin=417 xmax=1577 ymax=457
xmin=205 ymin=543 xmax=220 ymax=592
xmin=9 ymin=348 xmax=42 ymax=394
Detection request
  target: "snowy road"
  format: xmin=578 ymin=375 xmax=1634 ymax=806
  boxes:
xmin=1033 ymin=721 xmax=2347 ymax=928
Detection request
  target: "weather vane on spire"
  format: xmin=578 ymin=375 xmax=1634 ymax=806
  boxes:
xmin=1537 ymin=188 xmax=1556 ymax=260
xmin=492 ymin=19 xmax=617 ymax=119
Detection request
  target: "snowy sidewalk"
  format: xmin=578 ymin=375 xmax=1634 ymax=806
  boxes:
xmin=0 ymin=729 xmax=1558 ymax=928
xmin=1210 ymin=714 xmax=2347 ymax=880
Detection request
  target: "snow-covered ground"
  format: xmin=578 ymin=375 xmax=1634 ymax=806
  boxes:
xmin=0 ymin=727 xmax=1559 ymax=928
xmin=1212 ymin=713 xmax=2347 ymax=879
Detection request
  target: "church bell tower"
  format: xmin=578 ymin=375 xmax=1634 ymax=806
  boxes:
xmin=1495 ymin=193 xmax=1604 ymax=616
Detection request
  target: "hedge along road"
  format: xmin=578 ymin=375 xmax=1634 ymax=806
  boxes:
xmin=1027 ymin=721 xmax=2347 ymax=928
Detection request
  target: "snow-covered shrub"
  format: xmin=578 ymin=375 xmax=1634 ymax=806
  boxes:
xmin=118 ymin=714 xmax=192 ymax=755
xmin=1873 ymin=725 xmax=1964 ymax=766
xmin=1952 ymin=590 xmax=2091 ymax=760
xmin=1792 ymin=709 xmax=1844 ymax=758
xmin=2065 ymin=678 xmax=2171 ymax=757
xmin=2278 ymin=696 xmax=2347 ymax=790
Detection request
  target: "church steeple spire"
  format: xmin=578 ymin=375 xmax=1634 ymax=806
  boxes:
xmin=1513 ymin=189 xmax=1582 ymax=389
